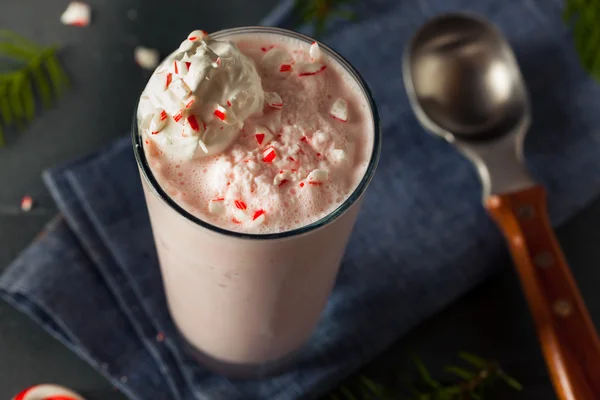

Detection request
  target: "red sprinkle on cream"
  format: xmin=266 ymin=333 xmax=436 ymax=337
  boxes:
xmin=279 ymin=64 xmax=292 ymax=72
xmin=187 ymin=115 xmax=200 ymax=132
xmin=214 ymin=108 xmax=226 ymax=121
xmin=298 ymin=65 xmax=327 ymax=77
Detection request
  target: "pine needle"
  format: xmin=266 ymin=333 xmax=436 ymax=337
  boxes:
xmin=324 ymin=353 xmax=522 ymax=400
xmin=294 ymin=0 xmax=357 ymax=38
xmin=563 ymin=0 xmax=600 ymax=82
xmin=0 ymin=31 xmax=68 ymax=145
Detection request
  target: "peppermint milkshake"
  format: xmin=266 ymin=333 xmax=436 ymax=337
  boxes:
xmin=134 ymin=27 xmax=380 ymax=376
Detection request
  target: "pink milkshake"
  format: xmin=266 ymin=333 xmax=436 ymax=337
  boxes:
xmin=134 ymin=27 xmax=381 ymax=376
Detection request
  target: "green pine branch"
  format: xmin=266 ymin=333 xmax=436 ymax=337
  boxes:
xmin=326 ymin=352 xmax=522 ymax=400
xmin=0 ymin=30 xmax=69 ymax=146
xmin=293 ymin=0 xmax=357 ymax=38
xmin=563 ymin=0 xmax=600 ymax=82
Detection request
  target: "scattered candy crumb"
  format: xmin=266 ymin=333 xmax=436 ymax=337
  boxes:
xmin=12 ymin=384 xmax=84 ymax=400
xmin=20 ymin=196 xmax=33 ymax=212
xmin=330 ymin=98 xmax=349 ymax=122
xmin=60 ymin=1 xmax=91 ymax=27
xmin=134 ymin=46 xmax=160 ymax=70
xmin=156 ymin=332 xmax=165 ymax=342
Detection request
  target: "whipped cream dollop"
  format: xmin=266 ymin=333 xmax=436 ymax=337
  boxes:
xmin=137 ymin=30 xmax=265 ymax=160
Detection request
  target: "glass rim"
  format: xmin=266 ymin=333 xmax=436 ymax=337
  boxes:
xmin=132 ymin=26 xmax=382 ymax=240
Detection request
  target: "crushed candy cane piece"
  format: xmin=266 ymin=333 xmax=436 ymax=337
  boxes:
xmin=262 ymin=147 xmax=277 ymax=163
xmin=274 ymin=170 xmax=295 ymax=186
xmin=12 ymin=384 xmax=85 ymax=400
xmin=208 ymin=198 xmax=225 ymax=215
xmin=307 ymin=169 xmax=328 ymax=185
xmin=213 ymin=104 xmax=237 ymax=124
xmin=214 ymin=106 xmax=226 ymax=120
xmin=233 ymin=208 xmax=249 ymax=223
xmin=297 ymin=63 xmax=327 ymax=77
xmin=169 ymin=78 xmax=192 ymax=100
xmin=183 ymin=115 xmax=203 ymax=136
xmin=188 ymin=30 xmax=209 ymax=41
xmin=309 ymin=42 xmax=322 ymax=62
xmin=172 ymin=110 xmax=184 ymax=123
xmin=261 ymin=48 xmax=293 ymax=73
xmin=184 ymin=96 xmax=196 ymax=109
xmin=135 ymin=46 xmax=160 ymax=70
xmin=330 ymin=149 xmax=346 ymax=162
xmin=60 ymin=2 xmax=91 ymax=27
xmin=254 ymin=126 xmax=273 ymax=146
xmin=312 ymin=131 xmax=329 ymax=146
xmin=173 ymin=60 xmax=189 ymax=76
xmin=251 ymin=209 xmax=266 ymax=225
xmin=20 ymin=196 xmax=33 ymax=212
xmin=197 ymin=139 xmax=209 ymax=154
xmin=150 ymin=109 xmax=168 ymax=134
xmin=330 ymin=98 xmax=348 ymax=122
xmin=164 ymin=73 xmax=173 ymax=89
xmin=234 ymin=200 xmax=247 ymax=210
xmin=265 ymin=92 xmax=283 ymax=109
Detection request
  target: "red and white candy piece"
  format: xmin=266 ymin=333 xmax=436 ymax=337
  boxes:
xmin=250 ymin=209 xmax=266 ymax=226
xmin=261 ymin=48 xmax=294 ymax=74
xmin=150 ymin=109 xmax=168 ymax=134
xmin=197 ymin=138 xmax=209 ymax=154
xmin=208 ymin=198 xmax=225 ymax=215
xmin=297 ymin=63 xmax=326 ymax=77
xmin=330 ymin=148 xmax=346 ymax=163
xmin=307 ymin=169 xmax=329 ymax=185
xmin=134 ymin=46 xmax=160 ymax=70
xmin=60 ymin=2 xmax=91 ymax=27
xmin=254 ymin=126 xmax=273 ymax=147
xmin=264 ymin=92 xmax=283 ymax=109
xmin=168 ymin=78 xmax=192 ymax=100
xmin=273 ymin=170 xmax=295 ymax=186
xmin=20 ymin=195 xmax=33 ymax=212
xmin=173 ymin=60 xmax=189 ymax=76
xmin=184 ymin=96 xmax=196 ymax=110
xmin=12 ymin=384 xmax=85 ymax=400
xmin=232 ymin=200 xmax=249 ymax=223
xmin=330 ymin=98 xmax=348 ymax=122
xmin=183 ymin=115 xmax=204 ymax=137
xmin=309 ymin=42 xmax=322 ymax=62
xmin=262 ymin=147 xmax=277 ymax=163
xmin=187 ymin=30 xmax=209 ymax=42
xmin=213 ymin=105 xmax=237 ymax=124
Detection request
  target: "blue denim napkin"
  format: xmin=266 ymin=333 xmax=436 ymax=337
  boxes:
xmin=2 ymin=0 xmax=600 ymax=399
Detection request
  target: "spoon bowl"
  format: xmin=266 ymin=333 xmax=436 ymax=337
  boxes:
xmin=404 ymin=13 xmax=528 ymax=141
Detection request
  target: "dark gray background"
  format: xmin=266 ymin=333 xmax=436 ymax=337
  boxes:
xmin=1 ymin=0 xmax=597 ymax=399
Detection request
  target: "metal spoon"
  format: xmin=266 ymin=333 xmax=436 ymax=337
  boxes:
xmin=403 ymin=13 xmax=600 ymax=400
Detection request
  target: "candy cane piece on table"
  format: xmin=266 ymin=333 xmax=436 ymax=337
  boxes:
xmin=12 ymin=384 xmax=85 ymax=400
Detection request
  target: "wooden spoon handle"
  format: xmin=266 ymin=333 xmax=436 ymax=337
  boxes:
xmin=486 ymin=185 xmax=600 ymax=400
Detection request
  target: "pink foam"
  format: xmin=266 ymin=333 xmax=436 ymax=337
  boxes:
xmin=145 ymin=33 xmax=374 ymax=234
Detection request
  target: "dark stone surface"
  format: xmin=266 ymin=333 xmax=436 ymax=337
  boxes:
xmin=1 ymin=1 xmax=597 ymax=399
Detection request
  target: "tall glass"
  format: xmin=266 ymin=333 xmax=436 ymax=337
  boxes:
xmin=133 ymin=26 xmax=381 ymax=377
